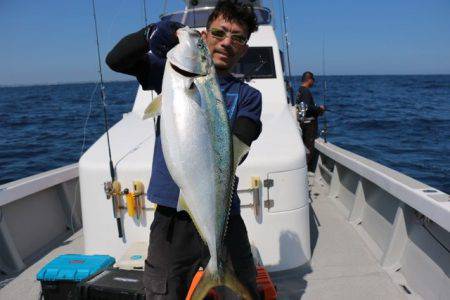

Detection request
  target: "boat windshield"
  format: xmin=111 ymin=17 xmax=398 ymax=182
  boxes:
xmin=231 ymin=46 xmax=276 ymax=79
xmin=160 ymin=7 xmax=271 ymax=27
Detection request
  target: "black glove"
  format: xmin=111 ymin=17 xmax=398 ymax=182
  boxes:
xmin=146 ymin=20 xmax=184 ymax=58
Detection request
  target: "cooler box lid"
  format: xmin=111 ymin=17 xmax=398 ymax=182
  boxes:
xmin=37 ymin=254 xmax=115 ymax=282
xmin=115 ymin=241 xmax=148 ymax=270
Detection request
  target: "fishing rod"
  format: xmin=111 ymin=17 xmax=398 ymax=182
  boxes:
xmin=280 ymin=0 xmax=295 ymax=104
xmin=321 ymin=36 xmax=329 ymax=143
xmin=192 ymin=0 xmax=197 ymax=28
xmin=91 ymin=0 xmax=123 ymax=238
xmin=142 ymin=0 xmax=148 ymax=26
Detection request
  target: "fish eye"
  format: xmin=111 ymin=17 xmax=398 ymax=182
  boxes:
xmin=190 ymin=30 xmax=202 ymax=41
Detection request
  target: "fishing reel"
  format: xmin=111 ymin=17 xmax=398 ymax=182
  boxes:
xmin=320 ymin=127 xmax=328 ymax=143
xmin=104 ymin=180 xmax=151 ymax=221
xmin=296 ymin=102 xmax=309 ymax=124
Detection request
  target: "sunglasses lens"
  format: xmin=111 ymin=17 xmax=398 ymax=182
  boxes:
xmin=211 ymin=28 xmax=226 ymax=38
xmin=209 ymin=28 xmax=247 ymax=45
xmin=232 ymin=35 xmax=246 ymax=44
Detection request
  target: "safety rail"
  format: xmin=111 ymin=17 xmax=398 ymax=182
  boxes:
xmin=314 ymin=138 xmax=450 ymax=299
xmin=0 ymin=164 xmax=81 ymax=275
xmin=314 ymin=139 xmax=450 ymax=231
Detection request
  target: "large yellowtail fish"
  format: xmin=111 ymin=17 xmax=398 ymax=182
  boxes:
xmin=144 ymin=27 xmax=251 ymax=299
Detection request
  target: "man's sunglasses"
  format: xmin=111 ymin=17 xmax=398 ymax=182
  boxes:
xmin=208 ymin=28 xmax=247 ymax=45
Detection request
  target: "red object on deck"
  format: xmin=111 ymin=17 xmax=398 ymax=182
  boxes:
xmin=186 ymin=266 xmax=277 ymax=299
xmin=256 ymin=266 xmax=277 ymax=300
xmin=186 ymin=270 xmax=219 ymax=300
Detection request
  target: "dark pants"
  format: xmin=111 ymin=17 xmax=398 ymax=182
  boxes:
xmin=301 ymin=120 xmax=318 ymax=171
xmin=144 ymin=205 xmax=258 ymax=299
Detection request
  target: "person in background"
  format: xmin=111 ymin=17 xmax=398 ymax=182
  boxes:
xmin=296 ymin=71 xmax=325 ymax=170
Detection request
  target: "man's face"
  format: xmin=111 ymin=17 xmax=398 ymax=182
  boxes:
xmin=302 ymin=77 xmax=314 ymax=88
xmin=202 ymin=15 xmax=249 ymax=72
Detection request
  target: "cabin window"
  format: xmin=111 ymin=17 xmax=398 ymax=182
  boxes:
xmin=231 ymin=47 xmax=276 ymax=80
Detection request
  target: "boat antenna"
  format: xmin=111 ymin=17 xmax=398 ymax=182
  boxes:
xmin=321 ymin=35 xmax=329 ymax=143
xmin=270 ymin=0 xmax=276 ymax=30
xmin=163 ymin=0 xmax=168 ymax=15
xmin=142 ymin=0 xmax=148 ymax=26
xmin=281 ymin=0 xmax=294 ymax=104
xmin=90 ymin=0 xmax=123 ymax=238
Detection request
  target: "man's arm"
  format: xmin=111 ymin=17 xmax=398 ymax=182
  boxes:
xmin=297 ymin=88 xmax=323 ymax=118
xmin=106 ymin=26 xmax=152 ymax=77
xmin=232 ymin=88 xmax=262 ymax=165
xmin=308 ymin=104 xmax=324 ymax=118
xmin=233 ymin=117 xmax=261 ymax=146
xmin=234 ymin=88 xmax=262 ymax=146
xmin=105 ymin=21 xmax=183 ymax=92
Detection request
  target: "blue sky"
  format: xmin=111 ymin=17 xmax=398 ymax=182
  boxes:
xmin=1 ymin=0 xmax=449 ymax=85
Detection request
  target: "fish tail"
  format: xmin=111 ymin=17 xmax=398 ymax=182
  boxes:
xmin=222 ymin=267 xmax=253 ymax=300
xmin=188 ymin=266 xmax=253 ymax=300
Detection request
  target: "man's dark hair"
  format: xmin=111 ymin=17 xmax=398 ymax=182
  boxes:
xmin=206 ymin=1 xmax=258 ymax=37
xmin=301 ymin=71 xmax=315 ymax=83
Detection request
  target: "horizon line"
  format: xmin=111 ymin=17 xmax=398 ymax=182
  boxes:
xmin=1 ymin=73 xmax=449 ymax=88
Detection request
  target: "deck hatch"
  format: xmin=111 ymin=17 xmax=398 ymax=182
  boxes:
xmin=266 ymin=168 xmax=308 ymax=213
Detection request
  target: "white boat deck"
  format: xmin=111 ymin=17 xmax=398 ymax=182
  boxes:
xmin=271 ymin=173 xmax=407 ymax=299
xmin=0 ymin=230 xmax=84 ymax=300
xmin=0 ymin=173 xmax=409 ymax=300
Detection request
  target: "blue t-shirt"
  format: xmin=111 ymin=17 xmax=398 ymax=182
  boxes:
xmin=147 ymin=74 xmax=261 ymax=214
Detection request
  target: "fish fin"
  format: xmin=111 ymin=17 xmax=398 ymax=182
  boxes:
xmin=142 ymin=94 xmax=162 ymax=119
xmin=177 ymin=194 xmax=209 ymax=242
xmin=189 ymin=79 xmax=204 ymax=110
xmin=233 ymin=135 xmax=250 ymax=171
xmin=189 ymin=265 xmax=252 ymax=300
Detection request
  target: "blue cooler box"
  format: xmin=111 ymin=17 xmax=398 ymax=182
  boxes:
xmin=37 ymin=254 xmax=115 ymax=300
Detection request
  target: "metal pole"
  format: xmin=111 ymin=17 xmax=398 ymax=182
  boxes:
xmin=270 ymin=0 xmax=276 ymax=30
xmin=143 ymin=0 xmax=148 ymax=26
xmin=281 ymin=0 xmax=294 ymax=104
xmin=322 ymin=36 xmax=328 ymax=143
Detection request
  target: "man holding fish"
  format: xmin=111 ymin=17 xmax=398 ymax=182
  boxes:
xmin=107 ymin=1 xmax=262 ymax=299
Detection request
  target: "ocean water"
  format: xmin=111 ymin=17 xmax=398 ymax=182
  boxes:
xmin=294 ymin=75 xmax=450 ymax=193
xmin=0 ymin=75 xmax=449 ymax=194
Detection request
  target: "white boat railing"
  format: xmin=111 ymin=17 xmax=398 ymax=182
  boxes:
xmin=314 ymin=138 xmax=450 ymax=299
xmin=0 ymin=164 xmax=81 ymax=275
xmin=0 ymin=164 xmax=78 ymax=207
xmin=1 ymin=138 xmax=448 ymax=298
